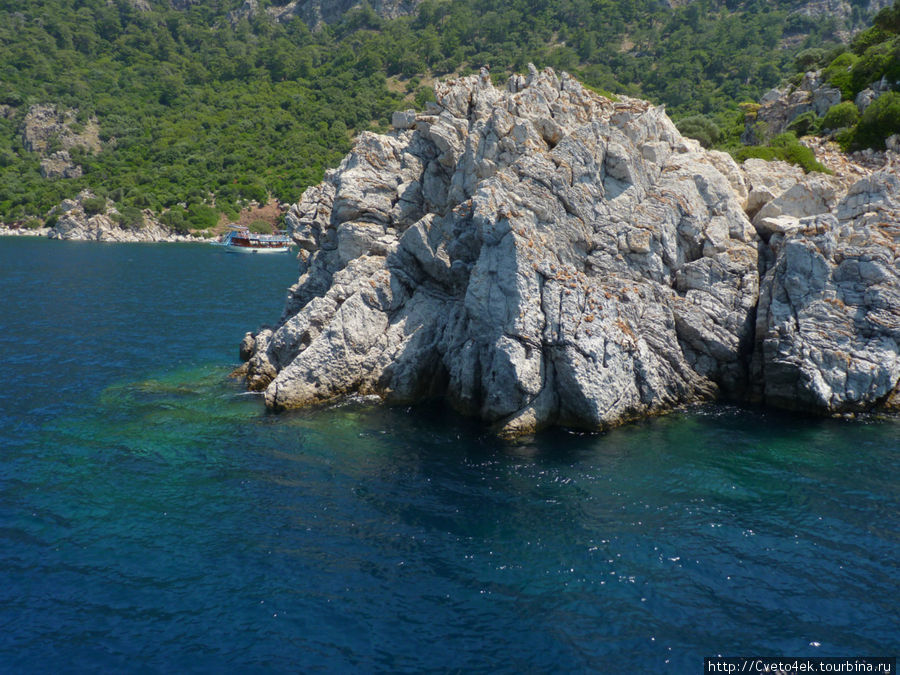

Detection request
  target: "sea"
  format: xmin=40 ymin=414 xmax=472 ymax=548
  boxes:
xmin=1 ymin=237 xmax=897 ymax=672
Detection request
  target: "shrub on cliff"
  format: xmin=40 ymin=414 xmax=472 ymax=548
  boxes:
xmin=772 ymin=133 xmax=830 ymax=173
xmin=735 ymin=132 xmax=829 ymax=174
xmin=159 ymin=206 xmax=189 ymax=234
xmin=787 ymin=110 xmax=821 ymax=136
xmin=186 ymin=204 xmax=219 ymax=230
xmin=81 ymin=197 xmax=106 ymax=215
xmin=874 ymin=0 xmax=900 ymax=33
xmin=851 ymin=26 xmax=892 ymax=56
xmin=114 ymin=206 xmax=144 ymax=230
xmin=794 ymin=47 xmax=826 ymax=72
xmin=822 ymin=52 xmax=858 ymax=100
xmin=822 ymin=101 xmax=860 ymax=130
xmin=238 ymin=181 xmax=267 ymax=204
xmin=850 ymin=36 xmax=900 ymax=94
xmin=855 ymin=91 xmax=900 ymax=149
xmin=675 ymin=115 xmax=721 ymax=148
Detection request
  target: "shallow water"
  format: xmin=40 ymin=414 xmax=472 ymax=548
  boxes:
xmin=1 ymin=238 xmax=897 ymax=672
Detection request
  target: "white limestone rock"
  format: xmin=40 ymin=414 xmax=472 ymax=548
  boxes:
xmin=40 ymin=150 xmax=82 ymax=179
xmin=740 ymin=158 xmax=806 ymax=217
xmin=244 ymin=68 xmax=900 ymax=435
xmin=248 ymin=67 xmax=760 ymax=436
xmin=753 ymin=170 xmax=900 ymax=413
xmin=753 ymin=174 xmax=846 ymax=229
xmin=45 ymin=191 xmax=191 ymax=243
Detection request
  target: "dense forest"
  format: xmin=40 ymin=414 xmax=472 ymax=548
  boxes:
xmin=0 ymin=0 xmax=896 ymax=230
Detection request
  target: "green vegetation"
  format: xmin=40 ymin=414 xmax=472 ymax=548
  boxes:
xmin=0 ymin=0 xmax=398 ymax=224
xmin=735 ymin=132 xmax=830 ymax=174
xmin=779 ymin=0 xmax=900 ymax=150
xmin=855 ymin=91 xmax=900 ymax=148
xmin=0 ymin=0 xmax=892 ymax=224
xmin=675 ymin=115 xmax=721 ymax=149
xmin=683 ymin=0 xmax=899 ymax=166
xmin=113 ymin=205 xmax=144 ymax=230
xmin=787 ymin=110 xmax=821 ymax=137
xmin=821 ymin=51 xmax=858 ymax=100
xmin=81 ymin=196 xmax=107 ymax=215
xmin=822 ymin=101 xmax=860 ymax=130
xmin=247 ymin=219 xmax=273 ymax=234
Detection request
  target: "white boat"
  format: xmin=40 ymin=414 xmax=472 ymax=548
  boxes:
xmin=218 ymin=225 xmax=293 ymax=254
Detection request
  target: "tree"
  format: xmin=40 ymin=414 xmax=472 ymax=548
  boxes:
xmin=855 ymin=91 xmax=900 ymax=148
xmin=81 ymin=196 xmax=106 ymax=215
xmin=675 ymin=115 xmax=721 ymax=148
xmin=822 ymin=101 xmax=859 ymax=130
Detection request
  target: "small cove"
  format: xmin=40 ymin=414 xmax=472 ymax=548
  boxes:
xmin=1 ymin=237 xmax=897 ymax=671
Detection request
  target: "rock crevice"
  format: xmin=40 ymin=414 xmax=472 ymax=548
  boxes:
xmin=242 ymin=67 xmax=900 ymax=435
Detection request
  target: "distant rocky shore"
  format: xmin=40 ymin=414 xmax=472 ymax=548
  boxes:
xmin=0 ymin=190 xmax=202 ymax=243
xmin=239 ymin=66 xmax=900 ymax=437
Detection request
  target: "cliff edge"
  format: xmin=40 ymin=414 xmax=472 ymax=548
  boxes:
xmin=240 ymin=66 xmax=900 ymax=436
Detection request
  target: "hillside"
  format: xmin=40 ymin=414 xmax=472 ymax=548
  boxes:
xmin=0 ymin=0 xmax=894 ymax=230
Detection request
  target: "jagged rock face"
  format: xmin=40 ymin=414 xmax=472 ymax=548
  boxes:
xmin=22 ymin=105 xmax=101 ymax=181
xmin=791 ymin=0 xmax=893 ymax=22
xmin=22 ymin=105 xmax=101 ymax=155
xmin=230 ymin=0 xmax=421 ymax=26
xmin=291 ymin=0 xmax=421 ymax=24
xmin=40 ymin=151 xmax=82 ymax=179
xmin=743 ymin=72 xmax=842 ymax=144
xmin=745 ymin=66 xmax=897 ymax=145
xmin=753 ymin=171 xmax=900 ymax=412
xmin=786 ymin=0 xmax=893 ymax=42
xmin=243 ymin=67 xmax=763 ymax=436
xmin=46 ymin=191 xmax=187 ymax=243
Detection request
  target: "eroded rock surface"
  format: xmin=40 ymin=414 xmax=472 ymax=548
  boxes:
xmin=241 ymin=67 xmax=900 ymax=435
xmin=753 ymin=171 xmax=900 ymax=413
xmin=243 ymin=67 xmax=763 ymax=435
xmin=22 ymin=105 xmax=101 ymax=181
xmin=45 ymin=191 xmax=193 ymax=242
xmin=22 ymin=105 xmax=101 ymax=154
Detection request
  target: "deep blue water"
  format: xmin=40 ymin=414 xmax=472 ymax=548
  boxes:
xmin=0 ymin=237 xmax=897 ymax=672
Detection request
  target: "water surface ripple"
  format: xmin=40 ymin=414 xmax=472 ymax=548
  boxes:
xmin=1 ymin=239 xmax=897 ymax=672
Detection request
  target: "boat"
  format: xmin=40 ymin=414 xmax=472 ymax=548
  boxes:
xmin=218 ymin=225 xmax=293 ymax=254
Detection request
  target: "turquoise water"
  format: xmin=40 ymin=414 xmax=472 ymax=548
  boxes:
xmin=1 ymin=237 xmax=897 ymax=672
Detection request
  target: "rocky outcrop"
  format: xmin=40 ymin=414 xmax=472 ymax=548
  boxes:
xmin=22 ymin=105 xmax=101 ymax=155
xmin=743 ymin=72 xmax=842 ymax=144
xmin=45 ymin=191 xmax=195 ymax=243
xmin=752 ymin=171 xmax=900 ymax=413
xmin=22 ymin=105 xmax=101 ymax=180
xmin=789 ymin=0 xmax=894 ymax=30
xmin=745 ymin=68 xmax=897 ymax=145
xmin=242 ymin=67 xmax=759 ymax=435
xmin=240 ymin=67 xmax=900 ymax=435
xmin=40 ymin=151 xmax=82 ymax=179
xmin=228 ymin=0 xmax=421 ymax=27
xmin=855 ymin=75 xmax=895 ymax=114
xmin=0 ymin=225 xmax=52 ymax=237
xmin=741 ymin=158 xmax=807 ymax=216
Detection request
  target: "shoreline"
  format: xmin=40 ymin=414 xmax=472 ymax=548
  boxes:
xmin=0 ymin=225 xmax=208 ymax=244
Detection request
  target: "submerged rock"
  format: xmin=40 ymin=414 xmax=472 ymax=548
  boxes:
xmin=242 ymin=67 xmax=900 ymax=435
